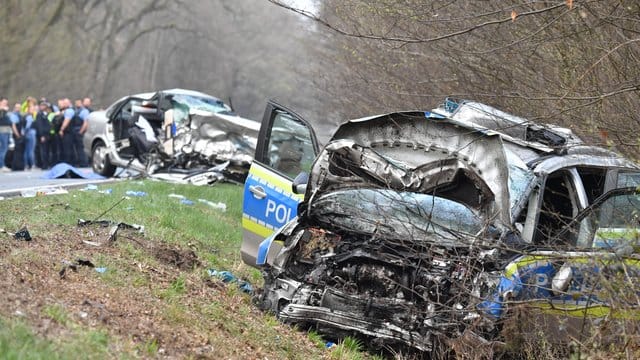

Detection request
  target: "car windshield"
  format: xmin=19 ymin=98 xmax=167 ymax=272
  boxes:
xmin=505 ymin=150 xmax=535 ymax=212
xmin=310 ymin=188 xmax=486 ymax=244
xmin=170 ymin=94 xmax=233 ymax=115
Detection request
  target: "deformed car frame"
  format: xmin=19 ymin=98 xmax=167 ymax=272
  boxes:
xmin=84 ymin=89 xmax=260 ymax=183
xmin=241 ymin=99 xmax=640 ymax=354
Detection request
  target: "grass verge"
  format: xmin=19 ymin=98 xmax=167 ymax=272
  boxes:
xmin=0 ymin=180 xmax=347 ymax=359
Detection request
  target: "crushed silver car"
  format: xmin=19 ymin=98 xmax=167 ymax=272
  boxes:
xmin=241 ymin=100 xmax=640 ymax=355
xmin=84 ymin=89 xmax=259 ymax=183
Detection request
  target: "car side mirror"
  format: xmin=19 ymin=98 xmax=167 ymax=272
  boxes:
xmin=292 ymin=172 xmax=309 ymax=195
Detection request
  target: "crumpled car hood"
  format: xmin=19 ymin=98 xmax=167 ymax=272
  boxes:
xmin=171 ymin=112 xmax=259 ymax=165
xmin=307 ymin=111 xmax=513 ymax=225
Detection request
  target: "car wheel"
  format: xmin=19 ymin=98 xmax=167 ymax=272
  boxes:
xmin=92 ymin=141 xmax=117 ymax=177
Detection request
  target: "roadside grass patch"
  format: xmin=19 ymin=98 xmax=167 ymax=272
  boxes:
xmin=0 ymin=317 xmax=115 ymax=360
xmin=43 ymin=304 xmax=68 ymax=326
xmin=136 ymin=337 xmax=159 ymax=357
xmin=0 ymin=180 xmax=338 ymax=359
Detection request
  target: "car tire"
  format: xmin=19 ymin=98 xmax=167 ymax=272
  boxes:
xmin=92 ymin=141 xmax=117 ymax=177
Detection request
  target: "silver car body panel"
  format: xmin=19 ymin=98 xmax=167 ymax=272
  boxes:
xmin=84 ymin=89 xmax=259 ymax=181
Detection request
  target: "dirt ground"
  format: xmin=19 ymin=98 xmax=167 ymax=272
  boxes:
xmin=0 ymin=223 xmax=324 ymax=359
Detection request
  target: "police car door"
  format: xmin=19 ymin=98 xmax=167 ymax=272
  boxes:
xmin=241 ymin=101 xmax=319 ymax=266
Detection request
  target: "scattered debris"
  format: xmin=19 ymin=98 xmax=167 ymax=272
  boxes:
xmin=125 ymin=190 xmax=147 ymax=197
xmin=78 ymin=219 xmax=145 ymax=244
xmin=108 ymin=222 xmax=145 ymax=242
xmin=80 ymin=185 xmax=111 ymax=194
xmin=14 ymin=227 xmax=32 ymax=241
xmin=198 ymin=199 xmax=227 ymax=212
xmin=21 ymin=187 xmax=69 ymax=197
xmin=59 ymin=258 xmax=95 ymax=279
xmin=0 ymin=227 xmax=32 ymax=241
xmin=95 ymin=267 xmax=107 ymax=274
xmin=77 ymin=219 xmax=112 ymax=227
xmin=168 ymin=193 xmax=186 ymax=199
xmin=207 ymin=269 xmax=253 ymax=294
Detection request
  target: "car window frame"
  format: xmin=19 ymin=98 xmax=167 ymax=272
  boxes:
xmin=254 ymin=101 xmax=320 ymax=180
xmin=551 ymin=186 xmax=640 ymax=248
xmin=521 ymin=167 xmax=586 ymax=244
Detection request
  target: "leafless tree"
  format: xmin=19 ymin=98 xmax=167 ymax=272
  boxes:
xmin=270 ymin=0 xmax=640 ymax=158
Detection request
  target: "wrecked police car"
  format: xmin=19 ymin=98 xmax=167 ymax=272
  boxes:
xmin=241 ymin=100 xmax=640 ymax=354
xmin=84 ymin=89 xmax=259 ymax=183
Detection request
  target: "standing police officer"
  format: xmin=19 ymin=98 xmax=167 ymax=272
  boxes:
xmin=58 ymin=98 xmax=78 ymax=165
xmin=9 ymin=103 xmax=25 ymax=171
xmin=34 ymin=101 xmax=52 ymax=169
xmin=61 ymin=98 xmax=88 ymax=167
xmin=75 ymin=100 xmax=89 ymax=167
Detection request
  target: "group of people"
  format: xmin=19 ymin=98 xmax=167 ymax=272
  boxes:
xmin=0 ymin=96 xmax=93 ymax=172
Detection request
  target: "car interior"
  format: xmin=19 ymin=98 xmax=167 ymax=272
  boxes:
xmin=111 ymin=95 xmax=172 ymax=161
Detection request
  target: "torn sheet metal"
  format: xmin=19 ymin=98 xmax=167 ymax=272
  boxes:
xmin=140 ymin=94 xmax=258 ymax=182
xmin=316 ymin=112 xmax=512 ymax=224
xmin=77 ymin=219 xmax=144 ymax=243
xmin=148 ymin=161 xmax=229 ymax=186
xmin=102 ymin=90 xmax=259 ymax=184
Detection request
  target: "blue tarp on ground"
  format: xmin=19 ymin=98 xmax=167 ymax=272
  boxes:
xmin=41 ymin=163 xmax=106 ymax=180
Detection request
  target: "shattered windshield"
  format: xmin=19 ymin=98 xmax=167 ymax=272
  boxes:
xmin=505 ymin=150 xmax=535 ymax=210
xmin=310 ymin=188 xmax=485 ymax=243
xmin=170 ymin=94 xmax=233 ymax=116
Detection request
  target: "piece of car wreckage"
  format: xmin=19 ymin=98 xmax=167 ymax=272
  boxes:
xmin=240 ymin=99 xmax=640 ymax=355
xmin=84 ymin=88 xmax=260 ymax=184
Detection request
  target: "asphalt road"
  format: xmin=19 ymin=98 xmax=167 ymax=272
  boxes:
xmin=0 ymin=168 xmax=118 ymax=198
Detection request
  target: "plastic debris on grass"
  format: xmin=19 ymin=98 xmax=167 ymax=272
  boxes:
xmin=0 ymin=227 xmax=32 ymax=241
xmin=207 ymin=269 xmax=253 ymax=294
xmin=125 ymin=190 xmax=147 ymax=197
xmin=168 ymin=194 xmax=224 ymax=210
xmin=198 ymin=199 xmax=227 ymax=211
xmin=14 ymin=227 xmax=32 ymax=241
xmin=80 ymin=184 xmax=112 ymax=194
xmin=59 ymin=258 xmax=95 ymax=279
